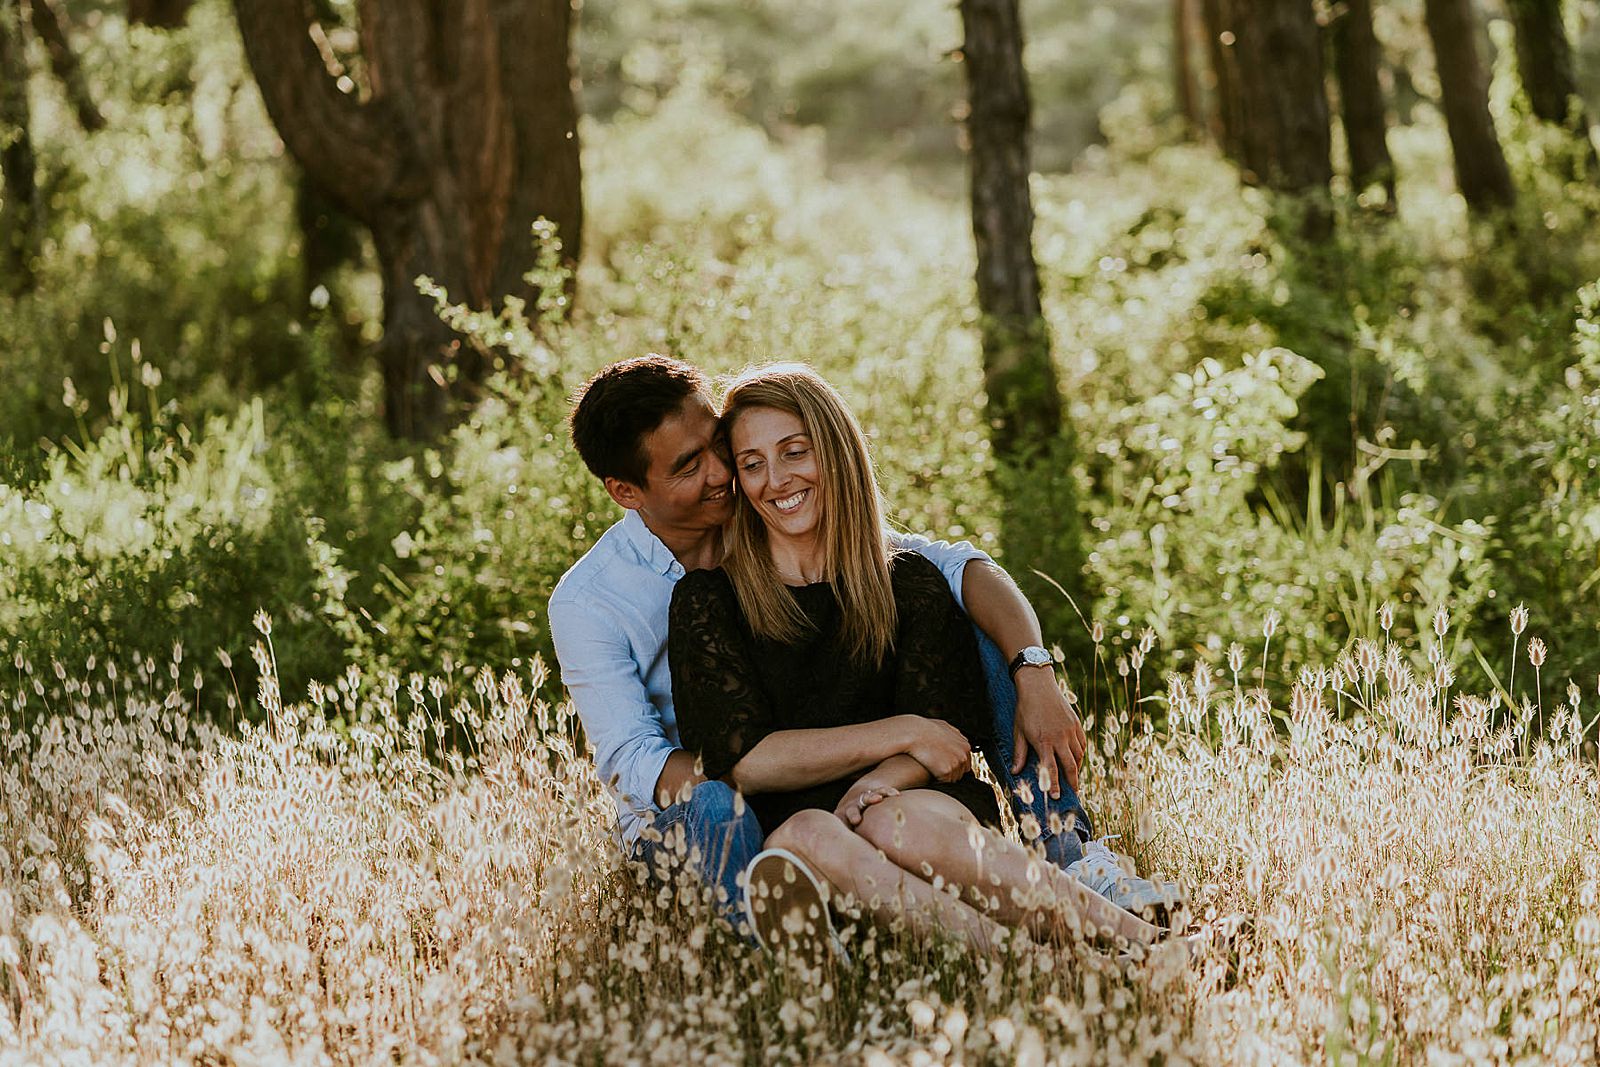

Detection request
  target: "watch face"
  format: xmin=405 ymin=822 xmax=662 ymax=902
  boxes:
xmin=1022 ymin=646 xmax=1051 ymax=666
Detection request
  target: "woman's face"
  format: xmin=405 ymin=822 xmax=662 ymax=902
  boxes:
xmin=729 ymin=405 xmax=822 ymax=542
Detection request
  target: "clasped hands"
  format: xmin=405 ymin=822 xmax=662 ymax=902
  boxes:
xmin=831 ymin=714 xmax=970 ymax=828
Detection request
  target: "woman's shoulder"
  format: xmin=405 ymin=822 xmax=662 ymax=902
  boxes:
xmin=673 ymin=565 xmax=735 ymax=602
xmin=888 ymin=549 xmax=948 ymax=595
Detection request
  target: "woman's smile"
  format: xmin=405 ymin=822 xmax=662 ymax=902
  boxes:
xmin=771 ymin=488 xmax=810 ymax=513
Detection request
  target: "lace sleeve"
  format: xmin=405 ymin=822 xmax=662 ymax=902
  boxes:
xmin=888 ymin=553 xmax=994 ymax=749
xmin=668 ymin=569 xmax=776 ymax=782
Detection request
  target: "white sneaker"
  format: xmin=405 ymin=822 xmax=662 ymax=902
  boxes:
xmin=1066 ymin=837 xmax=1185 ymax=924
xmin=741 ymin=848 xmax=849 ymax=964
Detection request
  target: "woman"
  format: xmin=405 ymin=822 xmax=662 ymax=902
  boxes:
xmin=668 ymin=363 xmax=1162 ymax=955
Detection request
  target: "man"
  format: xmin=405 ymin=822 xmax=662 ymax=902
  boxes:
xmin=548 ymin=355 xmax=1176 ymax=931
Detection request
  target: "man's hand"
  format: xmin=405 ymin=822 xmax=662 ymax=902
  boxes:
xmin=896 ymin=715 xmax=972 ymax=783
xmin=1011 ymin=668 xmax=1087 ymax=796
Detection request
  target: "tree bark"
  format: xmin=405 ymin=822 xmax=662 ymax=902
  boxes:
xmin=0 ymin=0 xmax=37 ymax=293
xmin=1505 ymin=0 xmax=1597 ymax=167
xmin=1423 ymin=0 xmax=1516 ymax=211
xmin=1329 ymin=0 xmax=1396 ymax=209
xmin=234 ymin=0 xmax=582 ymax=440
xmin=27 ymin=0 xmax=103 ymax=132
xmin=1202 ymin=0 xmax=1332 ymax=192
xmin=957 ymin=0 xmax=1061 ymax=460
xmin=489 ymin=0 xmax=581 ymax=309
xmin=128 ymin=0 xmax=192 ymax=29
xmin=1199 ymin=0 xmax=1244 ymax=158
xmin=1507 ymin=0 xmax=1580 ymax=125
xmin=958 ymin=0 xmax=1089 ymax=647
xmin=1203 ymin=0 xmax=1332 ymax=236
xmin=1237 ymin=0 xmax=1332 ymax=194
xmin=1174 ymin=0 xmax=1203 ymax=135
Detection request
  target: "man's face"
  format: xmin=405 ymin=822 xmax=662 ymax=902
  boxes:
xmin=614 ymin=395 xmax=734 ymax=532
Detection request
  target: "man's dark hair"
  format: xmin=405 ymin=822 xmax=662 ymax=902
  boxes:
xmin=569 ymin=354 xmax=709 ymax=486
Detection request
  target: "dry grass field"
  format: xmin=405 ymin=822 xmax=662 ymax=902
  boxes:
xmin=2 ymin=609 xmax=1596 ymax=1066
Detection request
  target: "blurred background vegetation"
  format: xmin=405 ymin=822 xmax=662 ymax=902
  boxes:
xmin=2 ymin=0 xmax=1599 ymax=725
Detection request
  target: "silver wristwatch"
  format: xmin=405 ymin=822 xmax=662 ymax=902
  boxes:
xmin=1007 ymin=644 xmax=1052 ymax=676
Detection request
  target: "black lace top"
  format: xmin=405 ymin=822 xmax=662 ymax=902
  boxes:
xmin=669 ymin=550 xmax=1001 ymax=836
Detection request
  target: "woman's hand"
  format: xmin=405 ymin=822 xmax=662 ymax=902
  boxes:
xmin=835 ymin=784 xmax=900 ymax=828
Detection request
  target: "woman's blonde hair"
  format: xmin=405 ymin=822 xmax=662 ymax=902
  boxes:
xmin=720 ymin=363 xmax=896 ymax=666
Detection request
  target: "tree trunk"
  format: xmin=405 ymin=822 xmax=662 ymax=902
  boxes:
xmin=1423 ymin=0 xmax=1516 ymax=211
xmin=1204 ymin=0 xmax=1332 ymax=235
xmin=1237 ymin=0 xmax=1332 ymax=193
xmin=1507 ymin=0 xmax=1581 ymax=125
xmin=27 ymin=0 xmax=103 ymax=131
xmin=234 ymin=0 xmax=582 ymax=440
xmin=958 ymin=0 xmax=1089 ymax=649
xmin=0 ymin=0 xmax=37 ymax=293
xmin=128 ymin=0 xmax=192 ymax=29
xmin=957 ymin=0 xmax=1061 ymax=460
xmin=489 ymin=0 xmax=582 ymax=310
xmin=1330 ymin=0 xmax=1396 ymax=209
xmin=1174 ymin=0 xmax=1203 ymax=135
xmin=1505 ymin=0 xmax=1597 ymax=167
xmin=1200 ymin=0 xmax=1244 ymax=157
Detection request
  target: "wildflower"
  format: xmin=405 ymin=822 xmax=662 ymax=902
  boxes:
xmin=1356 ymin=641 xmax=1379 ymax=685
xmin=1091 ymin=621 xmax=1104 ymax=644
xmin=1227 ymin=643 xmax=1245 ymax=675
xmin=1529 ymin=637 xmax=1547 ymax=669
xmin=1378 ymin=601 xmax=1394 ymax=633
xmin=1263 ymin=610 xmax=1280 ymax=641
xmin=1511 ymin=604 xmax=1529 ymax=636
xmin=1432 ymin=607 xmax=1449 ymax=638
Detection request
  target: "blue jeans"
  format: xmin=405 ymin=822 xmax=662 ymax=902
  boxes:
xmin=631 ymin=779 xmax=764 ymax=931
xmin=974 ymin=630 xmax=1093 ymax=868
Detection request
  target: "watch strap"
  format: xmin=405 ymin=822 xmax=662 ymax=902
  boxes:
xmin=1007 ymin=646 xmax=1051 ymax=676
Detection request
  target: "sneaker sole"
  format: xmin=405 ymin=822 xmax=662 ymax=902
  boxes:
xmin=742 ymin=848 xmax=838 ymax=964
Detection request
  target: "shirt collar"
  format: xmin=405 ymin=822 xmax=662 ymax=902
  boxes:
xmin=621 ymin=508 xmax=685 ymax=578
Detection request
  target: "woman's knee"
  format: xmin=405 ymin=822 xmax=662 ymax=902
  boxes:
xmin=854 ymin=793 xmax=925 ymax=850
xmin=856 ymin=792 xmax=970 ymax=851
xmin=766 ymin=808 xmax=848 ymax=859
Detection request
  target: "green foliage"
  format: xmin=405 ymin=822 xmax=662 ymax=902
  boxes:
xmin=5 ymin=3 xmax=1600 ymax=725
xmin=0 ymin=352 xmax=281 ymax=685
xmin=0 ymin=1 xmax=352 ymax=458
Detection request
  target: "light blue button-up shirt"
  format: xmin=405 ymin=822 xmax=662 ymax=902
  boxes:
xmin=548 ymin=508 xmax=993 ymax=848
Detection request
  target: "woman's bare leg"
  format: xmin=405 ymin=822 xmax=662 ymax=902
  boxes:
xmin=765 ymin=809 xmax=1007 ymax=953
xmin=854 ymin=790 xmax=1162 ymax=947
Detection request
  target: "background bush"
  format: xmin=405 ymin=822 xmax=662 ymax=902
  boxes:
xmin=3 ymin=0 xmax=1600 ymax=719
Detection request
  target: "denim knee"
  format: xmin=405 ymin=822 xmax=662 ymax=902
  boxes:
xmin=686 ymin=779 xmax=741 ymax=825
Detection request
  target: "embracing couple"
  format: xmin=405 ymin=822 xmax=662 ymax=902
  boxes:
xmin=549 ymin=355 xmax=1183 ymax=957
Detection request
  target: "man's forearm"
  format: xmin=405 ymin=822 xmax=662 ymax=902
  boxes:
xmin=849 ymin=753 xmax=933 ymax=795
xmin=729 ymin=719 xmax=913 ymax=794
xmin=961 ymin=559 xmax=1044 ymax=657
xmin=959 ymin=557 xmax=1088 ymax=791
